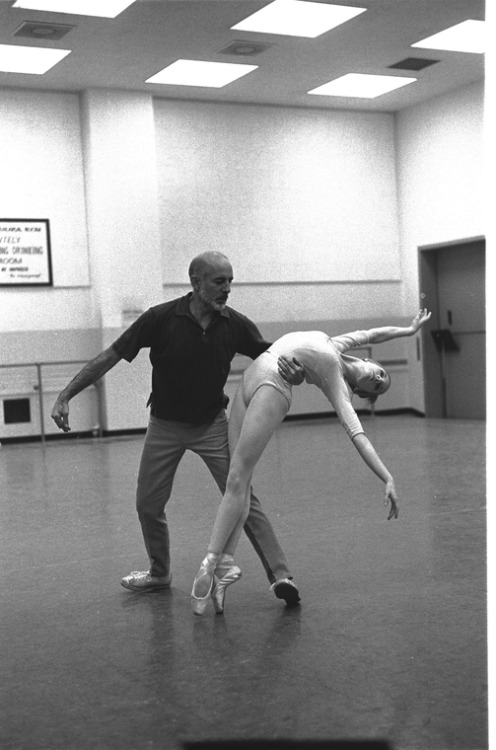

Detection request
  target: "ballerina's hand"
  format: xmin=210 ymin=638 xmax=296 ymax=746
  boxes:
xmin=411 ymin=308 xmax=431 ymax=332
xmin=385 ymin=478 xmax=399 ymax=520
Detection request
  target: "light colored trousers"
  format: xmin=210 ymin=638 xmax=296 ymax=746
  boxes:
xmin=136 ymin=411 xmax=291 ymax=582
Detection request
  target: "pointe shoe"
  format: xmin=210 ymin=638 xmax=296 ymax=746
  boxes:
xmin=211 ymin=565 xmax=242 ymax=614
xmin=191 ymin=579 xmax=214 ymax=616
xmin=191 ymin=555 xmax=218 ymax=616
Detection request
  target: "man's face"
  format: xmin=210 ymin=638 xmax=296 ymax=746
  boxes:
xmin=196 ymin=259 xmax=233 ymax=312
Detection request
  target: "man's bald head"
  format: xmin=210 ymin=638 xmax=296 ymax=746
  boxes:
xmin=188 ymin=252 xmax=231 ymax=282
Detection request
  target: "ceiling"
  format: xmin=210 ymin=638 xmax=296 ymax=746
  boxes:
xmin=0 ymin=0 xmax=486 ymax=112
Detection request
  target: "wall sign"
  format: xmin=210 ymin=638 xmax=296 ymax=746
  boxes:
xmin=0 ymin=219 xmax=53 ymax=287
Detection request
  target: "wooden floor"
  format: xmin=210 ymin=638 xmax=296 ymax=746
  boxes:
xmin=0 ymin=415 xmax=487 ymax=750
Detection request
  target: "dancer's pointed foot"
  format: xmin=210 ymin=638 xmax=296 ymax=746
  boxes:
xmin=191 ymin=553 xmax=220 ymax=616
xmin=212 ymin=564 xmax=242 ymax=614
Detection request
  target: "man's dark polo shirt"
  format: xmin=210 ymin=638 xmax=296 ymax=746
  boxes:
xmin=111 ymin=294 xmax=270 ymax=425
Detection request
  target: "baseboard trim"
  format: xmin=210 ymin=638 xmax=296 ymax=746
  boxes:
xmin=1 ymin=430 xmax=96 ymax=445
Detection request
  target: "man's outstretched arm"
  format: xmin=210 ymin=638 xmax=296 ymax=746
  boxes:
xmin=51 ymin=346 xmax=122 ymax=432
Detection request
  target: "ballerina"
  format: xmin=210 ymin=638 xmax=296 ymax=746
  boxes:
xmin=191 ymin=309 xmax=431 ymax=615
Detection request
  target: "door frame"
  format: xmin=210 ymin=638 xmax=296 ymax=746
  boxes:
xmin=418 ymin=235 xmax=485 ymax=418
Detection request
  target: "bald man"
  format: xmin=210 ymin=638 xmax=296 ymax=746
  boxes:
xmin=52 ymin=252 xmax=301 ymax=606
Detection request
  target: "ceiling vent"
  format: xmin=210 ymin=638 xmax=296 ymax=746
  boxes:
xmin=388 ymin=57 xmax=439 ymax=71
xmin=13 ymin=21 xmax=75 ymax=41
xmin=218 ymin=40 xmax=274 ymax=57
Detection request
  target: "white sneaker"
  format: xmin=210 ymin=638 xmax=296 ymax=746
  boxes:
xmin=120 ymin=570 xmax=172 ymax=591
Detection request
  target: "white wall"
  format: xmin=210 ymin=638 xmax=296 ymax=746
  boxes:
xmin=155 ymin=99 xmax=403 ymax=323
xmin=80 ymin=89 xmax=164 ymax=331
xmin=0 ymin=89 xmax=96 ymax=332
xmin=396 ymin=81 xmax=485 ymax=411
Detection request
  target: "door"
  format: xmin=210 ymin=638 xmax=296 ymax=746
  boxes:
xmin=420 ymin=239 xmax=485 ymax=419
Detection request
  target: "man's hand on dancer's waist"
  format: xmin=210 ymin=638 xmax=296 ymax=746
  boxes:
xmin=278 ymin=356 xmax=305 ymax=386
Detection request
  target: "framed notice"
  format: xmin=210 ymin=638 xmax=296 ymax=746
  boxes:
xmin=0 ymin=219 xmax=53 ymax=287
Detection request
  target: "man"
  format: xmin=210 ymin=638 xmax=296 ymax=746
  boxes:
xmin=51 ymin=252 xmax=301 ymax=606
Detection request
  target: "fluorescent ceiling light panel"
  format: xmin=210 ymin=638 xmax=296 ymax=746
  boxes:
xmin=146 ymin=60 xmax=258 ymax=88
xmin=412 ymin=20 xmax=486 ymax=54
xmin=12 ymin=0 xmax=136 ymax=18
xmin=308 ymin=73 xmax=416 ymax=98
xmin=0 ymin=43 xmax=70 ymax=74
xmin=231 ymin=0 xmax=366 ymax=38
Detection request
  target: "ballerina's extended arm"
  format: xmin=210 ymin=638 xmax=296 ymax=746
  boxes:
xmin=351 ymin=433 xmax=399 ymax=520
xmin=362 ymin=308 xmax=431 ymax=345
